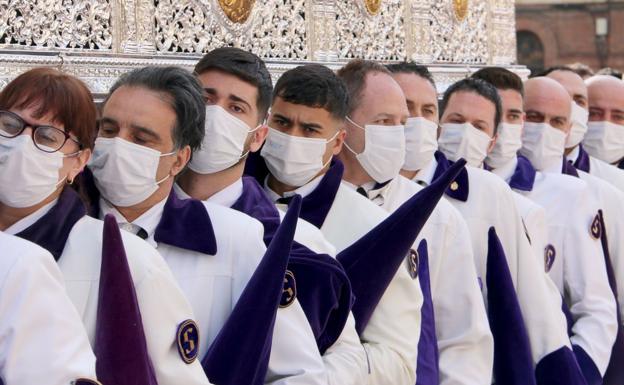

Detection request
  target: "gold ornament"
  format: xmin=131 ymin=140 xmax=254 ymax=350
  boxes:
xmin=364 ymin=0 xmax=382 ymax=16
xmin=217 ymin=0 xmax=256 ymax=24
xmin=453 ymin=0 xmax=469 ymax=21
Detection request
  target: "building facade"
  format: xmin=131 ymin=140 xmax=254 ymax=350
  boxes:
xmin=516 ymin=0 xmax=624 ymax=75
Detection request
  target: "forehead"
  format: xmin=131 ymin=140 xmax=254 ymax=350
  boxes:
xmin=103 ymin=85 xmax=176 ymax=124
xmin=525 ymin=82 xmax=571 ymax=116
xmin=391 ymin=72 xmax=437 ymax=103
xmin=588 ymin=81 xmax=624 ymax=109
xmin=357 ymin=72 xmax=407 ymax=112
xmin=271 ymin=97 xmax=336 ymax=125
xmin=497 ymin=89 xmax=523 ymax=110
xmin=197 ymin=70 xmax=258 ymax=101
xmin=444 ymin=91 xmax=496 ymax=123
xmin=548 ymin=70 xmax=587 ymax=98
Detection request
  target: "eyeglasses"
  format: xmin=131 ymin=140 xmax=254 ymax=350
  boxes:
xmin=0 ymin=110 xmax=82 ymax=153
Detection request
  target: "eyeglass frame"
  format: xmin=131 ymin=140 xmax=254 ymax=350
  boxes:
xmin=0 ymin=109 xmax=83 ymax=153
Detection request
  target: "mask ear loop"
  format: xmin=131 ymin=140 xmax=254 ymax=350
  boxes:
xmin=344 ymin=117 xmax=365 ymax=156
xmin=239 ymin=124 xmax=262 ymax=160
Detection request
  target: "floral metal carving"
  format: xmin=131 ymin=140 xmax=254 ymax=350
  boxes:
xmin=0 ymin=0 xmax=112 ymax=49
xmin=217 ymin=0 xmax=256 ymax=23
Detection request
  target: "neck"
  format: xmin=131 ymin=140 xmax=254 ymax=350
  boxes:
xmin=399 ymin=169 xmax=419 ymax=181
xmin=177 ymin=162 xmax=245 ymax=201
xmin=564 ymin=145 xmax=577 ymax=157
xmin=267 ymin=174 xmax=301 ymax=196
xmin=115 ymin=183 xmax=171 ymax=223
xmin=338 ymin=151 xmax=374 ymax=186
xmin=0 ymin=188 xmax=61 ymax=231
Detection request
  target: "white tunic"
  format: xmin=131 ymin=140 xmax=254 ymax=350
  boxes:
xmin=416 ymin=157 xmax=572 ymax=368
xmin=496 ymin=157 xmax=618 ymax=375
xmin=364 ymin=175 xmax=494 ymax=385
xmin=102 ymin=194 xmax=329 ymax=385
xmin=269 ymin=181 xmax=423 ymax=385
xmin=6 ymin=212 xmax=208 ymax=385
xmin=569 ymin=145 xmax=624 ymax=193
xmin=0 ymin=232 xmax=98 ymax=385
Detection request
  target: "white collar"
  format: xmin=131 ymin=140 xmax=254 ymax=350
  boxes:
xmin=414 ymin=157 xmax=437 ymax=186
xmin=542 ymin=156 xmax=564 ymax=174
xmin=99 ymin=197 xmax=168 ymax=247
xmin=568 ymin=146 xmax=581 ymax=164
xmin=4 ymin=199 xmax=58 ymax=235
xmin=264 ymin=174 xmax=324 ymax=202
xmin=174 ymin=179 xmax=243 ymax=208
xmin=491 ymin=156 xmax=518 ymax=184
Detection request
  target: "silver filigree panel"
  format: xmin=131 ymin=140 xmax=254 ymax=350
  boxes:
xmin=429 ymin=0 xmax=489 ymax=64
xmin=0 ymin=0 xmax=113 ymax=50
xmin=154 ymin=0 xmax=308 ymax=59
xmin=335 ymin=0 xmax=406 ymax=61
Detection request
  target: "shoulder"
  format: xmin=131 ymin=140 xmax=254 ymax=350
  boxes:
xmin=466 ymin=166 xmax=512 ymax=193
xmin=334 ymin=183 xmax=389 ymax=224
xmin=201 ymin=200 xmax=265 ymax=237
xmin=536 ymin=171 xmax=588 ymax=196
xmin=0 ymin=232 xmax=57 ymax=284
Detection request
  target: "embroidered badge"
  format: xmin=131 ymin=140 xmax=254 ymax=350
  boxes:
xmin=407 ymin=248 xmax=419 ymax=279
xmin=450 ymin=181 xmax=459 ymax=191
xmin=544 ymin=244 xmax=556 ymax=273
xmin=590 ymin=213 xmax=602 ymax=240
xmin=280 ymin=270 xmax=297 ymax=308
xmin=177 ymin=319 xmax=199 ymax=364
xmin=73 ymin=380 xmax=102 ymax=385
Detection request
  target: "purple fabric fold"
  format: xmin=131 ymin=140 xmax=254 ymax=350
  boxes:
xmin=432 ymin=151 xmax=469 ymax=202
xmin=415 ymin=239 xmax=439 ymax=385
xmin=95 ymin=215 xmax=157 ymax=385
xmin=509 ymin=156 xmax=537 ymax=192
xmin=535 ymin=346 xmax=588 ymax=385
xmin=573 ymin=145 xmax=591 ymax=173
xmin=16 ymin=187 xmax=86 ymax=260
xmin=337 ymin=159 xmax=467 ymax=333
xmin=202 ymin=195 xmax=301 ymax=385
xmin=486 ymin=227 xmax=536 ymax=385
xmin=573 ymin=345 xmax=603 ymax=385
xmin=232 ymin=176 xmax=353 ymax=353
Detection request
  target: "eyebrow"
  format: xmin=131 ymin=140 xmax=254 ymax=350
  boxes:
xmin=507 ymin=108 xmax=523 ymax=115
xmin=272 ymin=113 xmax=292 ymax=125
xmin=99 ymin=117 xmax=118 ymax=127
xmin=204 ymin=87 xmax=252 ymax=110
xmin=130 ymin=124 xmax=161 ymax=141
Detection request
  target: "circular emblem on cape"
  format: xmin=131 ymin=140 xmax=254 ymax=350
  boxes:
xmin=73 ymin=380 xmax=102 ymax=385
xmin=590 ymin=213 xmax=602 ymax=239
xmin=453 ymin=0 xmax=469 ymax=21
xmin=364 ymin=0 xmax=382 ymax=15
xmin=217 ymin=0 xmax=256 ymax=23
xmin=177 ymin=319 xmax=200 ymax=364
xmin=280 ymin=270 xmax=297 ymax=308
xmin=544 ymin=244 xmax=556 ymax=273
xmin=407 ymin=249 xmax=419 ymax=279
xmin=450 ymin=181 xmax=459 ymax=191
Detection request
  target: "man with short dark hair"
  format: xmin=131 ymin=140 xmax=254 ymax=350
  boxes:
xmin=86 ymin=66 xmax=279 ymax=384
xmin=177 ymin=48 xmax=367 ymax=384
xmin=390 ymin=63 xmax=578 ymax=384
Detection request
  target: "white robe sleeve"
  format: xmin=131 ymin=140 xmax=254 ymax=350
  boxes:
xmin=322 ymin=313 xmax=368 ymax=385
xmin=434 ymin=209 xmax=494 ymax=385
xmin=0 ymin=237 xmax=98 ymax=385
xmin=129 ymin=239 xmax=212 ymax=385
xmin=361 ymin=266 xmax=421 ymax=385
xmin=564 ymin=189 xmax=617 ymax=375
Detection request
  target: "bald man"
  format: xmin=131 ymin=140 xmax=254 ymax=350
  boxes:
xmin=585 ymin=76 xmax=624 ymax=169
xmin=545 ymin=69 xmax=624 ymax=193
xmin=521 ymin=76 xmax=618 ymax=385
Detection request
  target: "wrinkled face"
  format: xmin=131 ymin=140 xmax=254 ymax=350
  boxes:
xmin=346 ymin=71 xmax=409 ymax=152
xmin=99 ymin=85 xmax=183 ymax=182
xmin=440 ymin=91 xmax=497 ymax=137
xmin=392 ymin=72 xmax=439 ymax=123
xmin=269 ymin=96 xmax=345 ymax=162
xmin=547 ymin=70 xmax=588 ymax=110
xmin=524 ymin=79 xmax=572 ymax=133
xmin=587 ymin=78 xmax=624 ymax=125
xmin=497 ymin=89 xmax=525 ymax=125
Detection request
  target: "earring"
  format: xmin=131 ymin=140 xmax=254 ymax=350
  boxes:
xmin=67 ymin=176 xmax=75 ymax=185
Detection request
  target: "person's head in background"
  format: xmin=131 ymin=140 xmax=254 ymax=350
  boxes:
xmin=437 ymin=77 xmax=501 ymax=168
xmin=470 ymin=67 xmax=525 ymax=169
xmin=386 ymin=62 xmax=440 ymax=179
xmin=596 ymin=67 xmax=624 ymax=81
xmin=567 ymin=62 xmax=595 ymax=80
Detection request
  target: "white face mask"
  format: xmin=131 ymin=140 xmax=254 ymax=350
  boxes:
xmin=583 ymin=121 xmax=624 ymax=164
xmin=403 ymin=117 xmax=438 ymax=172
xmin=344 ymin=117 xmax=405 ymax=183
xmin=0 ymin=135 xmax=70 ymax=208
xmin=485 ymin=122 xmax=522 ymax=169
xmin=438 ymin=122 xmax=492 ymax=167
xmin=566 ymin=102 xmax=589 ymax=149
xmin=89 ymin=137 xmax=175 ymax=207
xmin=519 ymin=122 xmax=566 ymax=171
xmin=189 ymin=105 xmax=259 ymax=174
xmin=261 ymin=127 xmax=338 ymax=187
